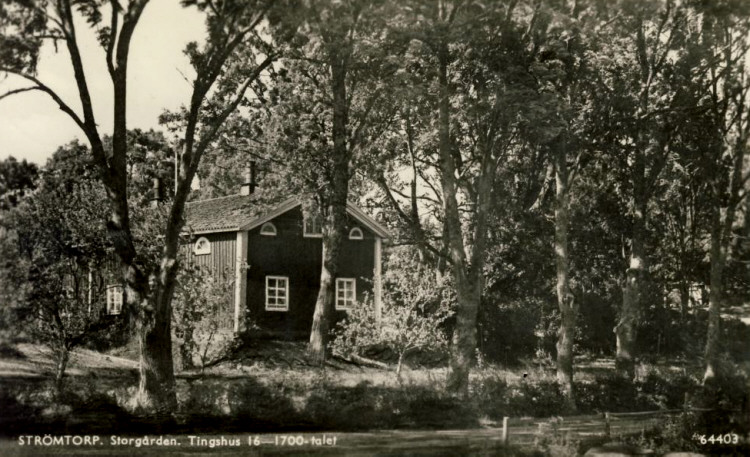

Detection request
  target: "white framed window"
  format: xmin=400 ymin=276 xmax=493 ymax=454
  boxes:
xmin=336 ymin=278 xmax=356 ymax=311
xmin=106 ymin=285 xmax=124 ymax=315
xmin=193 ymin=236 xmax=211 ymax=255
xmin=265 ymin=276 xmax=289 ymax=311
xmin=349 ymin=227 xmax=364 ymax=240
xmin=260 ymin=222 xmax=277 ymax=236
xmin=303 ymin=214 xmax=323 ymax=238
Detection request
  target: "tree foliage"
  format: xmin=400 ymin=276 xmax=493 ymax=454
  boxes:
xmin=332 ymin=247 xmax=452 ymax=379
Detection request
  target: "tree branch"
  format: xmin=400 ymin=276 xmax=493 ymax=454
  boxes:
xmin=0 ymin=86 xmax=39 ymax=101
xmin=0 ymin=68 xmax=86 ymax=131
xmin=106 ymin=0 xmax=119 ymax=78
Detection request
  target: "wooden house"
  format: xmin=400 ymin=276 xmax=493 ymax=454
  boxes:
xmin=183 ymin=178 xmax=389 ymax=338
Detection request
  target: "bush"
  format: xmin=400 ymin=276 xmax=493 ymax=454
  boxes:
xmin=178 ymin=378 xmax=301 ymax=431
xmin=691 ymin=370 xmax=750 ymax=412
xmin=304 ymin=382 xmax=391 ymax=430
xmin=57 ymin=388 xmax=132 ymax=434
xmin=478 ymin=300 xmax=541 ymax=365
xmin=638 ymin=371 xmax=698 ymax=410
xmin=574 ymin=371 xmax=701 ymax=414
xmin=228 ymin=378 xmax=300 ymax=429
xmin=332 ymin=248 xmax=452 ymax=378
xmin=476 ymin=376 xmax=566 ymax=418
xmin=173 ymin=265 xmax=236 ymax=370
xmin=626 ymin=410 xmax=750 ymax=457
xmin=180 ymin=379 xmax=233 ymax=418
xmin=303 ymin=381 xmax=478 ymax=430
xmin=0 ymin=388 xmax=40 ymax=436
xmin=394 ymin=385 xmax=477 ymax=429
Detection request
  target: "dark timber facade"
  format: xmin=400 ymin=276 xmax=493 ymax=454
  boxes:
xmin=184 ymin=194 xmax=388 ymax=338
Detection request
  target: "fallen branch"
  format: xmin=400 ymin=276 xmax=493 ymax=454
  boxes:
xmin=333 ymin=352 xmax=388 ymax=369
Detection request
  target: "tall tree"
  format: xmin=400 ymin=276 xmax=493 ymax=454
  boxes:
xmin=0 ymin=0 xmax=279 ymax=414
xmin=689 ymin=1 xmax=750 ymax=382
xmin=384 ymin=0 xmax=554 ymax=394
xmin=590 ymin=0 xmax=688 ymax=378
xmin=267 ymin=0 xmax=398 ymax=364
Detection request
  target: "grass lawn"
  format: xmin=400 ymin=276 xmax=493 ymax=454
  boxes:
xmin=0 ymin=339 xmax=747 ymax=456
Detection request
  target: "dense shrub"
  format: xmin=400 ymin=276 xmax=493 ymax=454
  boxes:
xmin=332 ymin=247 xmax=452 ymax=378
xmin=575 ymin=292 xmax=618 ymax=356
xmin=179 ymin=379 xmax=233 ymax=418
xmin=227 ymin=378 xmax=300 ymax=428
xmin=0 ymin=388 xmax=40 ymax=436
xmin=178 ymin=378 xmax=301 ymax=431
xmin=304 ymin=382 xmax=477 ymax=430
xmin=638 ymin=371 xmax=698 ymax=409
xmin=58 ymin=388 xmax=132 ymax=433
xmin=394 ymin=385 xmax=477 ymax=428
xmin=626 ymin=410 xmax=750 ymax=457
xmin=691 ymin=370 xmax=750 ymax=412
xmin=304 ymin=382 xmax=392 ymax=430
xmin=478 ymin=301 xmax=541 ymax=365
xmin=476 ymin=377 xmax=567 ymax=418
xmin=574 ymin=372 xmax=700 ymax=413
xmin=173 ymin=265 xmax=236 ymax=370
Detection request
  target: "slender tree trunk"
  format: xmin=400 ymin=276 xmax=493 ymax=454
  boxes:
xmin=308 ymin=52 xmax=350 ymax=364
xmin=435 ymin=37 xmax=493 ymax=396
xmin=704 ymin=134 xmax=746 ymax=382
xmin=309 ymin=235 xmax=338 ymax=364
xmin=678 ymin=280 xmax=690 ymax=320
xmin=704 ymin=202 xmax=724 ymax=382
xmin=435 ymin=40 xmax=475 ymax=395
xmin=396 ymin=352 xmax=405 ymax=381
xmin=55 ymin=345 xmax=69 ymax=394
xmin=180 ymin=328 xmax=195 ymax=371
xmin=554 ymin=144 xmax=576 ymax=410
xmin=616 ymin=150 xmax=647 ymax=379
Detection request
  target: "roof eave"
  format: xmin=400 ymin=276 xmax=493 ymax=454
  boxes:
xmin=181 ymin=226 xmax=241 ymax=236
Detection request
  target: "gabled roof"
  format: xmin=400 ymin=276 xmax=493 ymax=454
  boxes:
xmin=184 ymin=194 xmax=264 ymax=234
xmin=185 ymin=195 xmax=390 ymax=239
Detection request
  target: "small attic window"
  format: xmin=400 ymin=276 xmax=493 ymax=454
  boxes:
xmin=303 ymin=214 xmax=323 ymax=238
xmin=260 ymin=222 xmax=277 ymax=236
xmin=193 ymin=237 xmax=211 ymax=255
xmin=349 ymin=227 xmax=364 ymax=240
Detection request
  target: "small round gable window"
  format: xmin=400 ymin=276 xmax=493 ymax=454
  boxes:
xmin=260 ymin=222 xmax=277 ymax=236
xmin=349 ymin=227 xmax=364 ymax=240
xmin=193 ymin=237 xmax=211 ymax=255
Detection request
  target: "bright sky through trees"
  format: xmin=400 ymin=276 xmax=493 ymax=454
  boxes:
xmin=0 ymin=1 xmax=204 ymax=164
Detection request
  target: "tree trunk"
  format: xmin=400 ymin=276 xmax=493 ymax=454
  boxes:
xmin=704 ymin=135 xmax=745 ymax=382
xmin=54 ymin=345 xmax=69 ymax=394
xmin=396 ymin=352 xmax=405 ymax=381
xmin=704 ymin=204 xmax=723 ymax=382
xmin=436 ymin=39 xmax=468 ymax=394
xmin=134 ymin=289 xmax=177 ymax=416
xmin=180 ymin=328 xmax=195 ymax=371
xmin=447 ymin=277 xmax=481 ymax=394
xmin=436 ymin=41 xmax=487 ymax=395
xmin=308 ymin=50 xmax=350 ymax=365
xmin=678 ymin=280 xmax=690 ymax=321
xmin=554 ymin=144 xmax=576 ymax=411
xmin=616 ymin=151 xmax=647 ymax=379
xmin=309 ymin=239 xmax=336 ymax=364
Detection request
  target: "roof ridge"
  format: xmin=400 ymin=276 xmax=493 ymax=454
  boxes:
xmin=186 ymin=193 xmax=248 ymax=205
